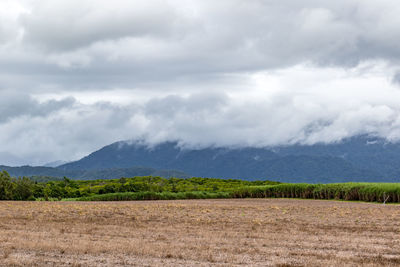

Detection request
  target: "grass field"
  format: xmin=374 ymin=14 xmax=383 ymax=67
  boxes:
xmin=0 ymin=199 xmax=399 ymax=266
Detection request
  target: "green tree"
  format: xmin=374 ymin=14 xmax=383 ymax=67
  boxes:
xmin=0 ymin=171 xmax=14 ymax=200
xmin=13 ymin=177 xmax=34 ymax=200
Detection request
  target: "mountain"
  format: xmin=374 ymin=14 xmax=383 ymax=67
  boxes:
xmin=0 ymin=165 xmax=189 ymax=180
xmin=58 ymin=136 xmax=398 ymax=182
xmin=0 ymin=165 xmax=65 ymax=177
xmin=273 ymin=137 xmax=400 ymax=178
xmin=43 ymin=160 xmax=69 ymax=168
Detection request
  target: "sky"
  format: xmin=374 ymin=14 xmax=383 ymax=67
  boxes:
xmin=2 ymin=0 xmax=400 ymax=165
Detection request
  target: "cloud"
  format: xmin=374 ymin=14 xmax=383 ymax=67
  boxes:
xmin=0 ymin=99 xmax=141 ymax=165
xmin=12 ymin=1 xmax=400 ymax=69
xmin=2 ymin=1 xmax=400 ymax=164
xmin=20 ymin=0 xmax=180 ymax=51
xmin=0 ymin=91 xmax=75 ymax=122
xmin=133 ymin=65 xmax=400 ymax=149
xmin=1 ymin=1 xmax=399 ymax=83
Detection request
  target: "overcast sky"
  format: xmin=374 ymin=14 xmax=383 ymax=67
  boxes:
xmin=2 ymin=0 xmax=400 ymax=165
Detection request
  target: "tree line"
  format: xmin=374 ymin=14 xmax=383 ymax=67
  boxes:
xmin=0 ymin=171 xmax=278 ymax=200
xmin=1 ymin=170 xmax=400 ymax=203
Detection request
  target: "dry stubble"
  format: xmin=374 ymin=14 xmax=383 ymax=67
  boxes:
xmin=0 ymin=199 xmax=399 ymax=266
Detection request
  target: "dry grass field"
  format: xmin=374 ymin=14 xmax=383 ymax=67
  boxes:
xmin=0 ymin=199 xmax=399 ymax=266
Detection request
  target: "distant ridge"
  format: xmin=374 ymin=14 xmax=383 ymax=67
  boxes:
xmin=0 ymin=165 xmax=189 ymax=180
xmin=58 ymin=136 xmax=400 ymax=183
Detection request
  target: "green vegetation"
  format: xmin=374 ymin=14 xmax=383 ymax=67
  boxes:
xmin=1 ymin=170 xmax=400 ymax=203
xmin=77 ymin=191 xmax=231 ymax=201
xmin=230 ymin=183 xmax=400 ymax=203
xmin=0 ymin=171 xmax=36 ymax=200
xmin=29 ymin=176 xmax=64 ymax=183
xmin=0 ymin=171 xmax=278 ymax=200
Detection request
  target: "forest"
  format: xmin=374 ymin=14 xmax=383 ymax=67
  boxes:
xmin=1 ymin=170 xmax=400 ymax=203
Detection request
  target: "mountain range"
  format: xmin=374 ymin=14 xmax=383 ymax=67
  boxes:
xmin=2 ymin=135 xmax=400 ymax=183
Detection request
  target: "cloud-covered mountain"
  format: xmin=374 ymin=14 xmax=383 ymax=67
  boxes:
xmin=58 ymin=136 xmax=399 ymax=183
xmin=43 ymin=160 xmax=69 ymax=168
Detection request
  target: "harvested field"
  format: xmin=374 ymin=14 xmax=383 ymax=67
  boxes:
xmin=0 ymin=199 xmax=399 ymax=266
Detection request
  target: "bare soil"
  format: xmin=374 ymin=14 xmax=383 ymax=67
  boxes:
xmin=0 ymin=199 xmax=399 ymax=266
